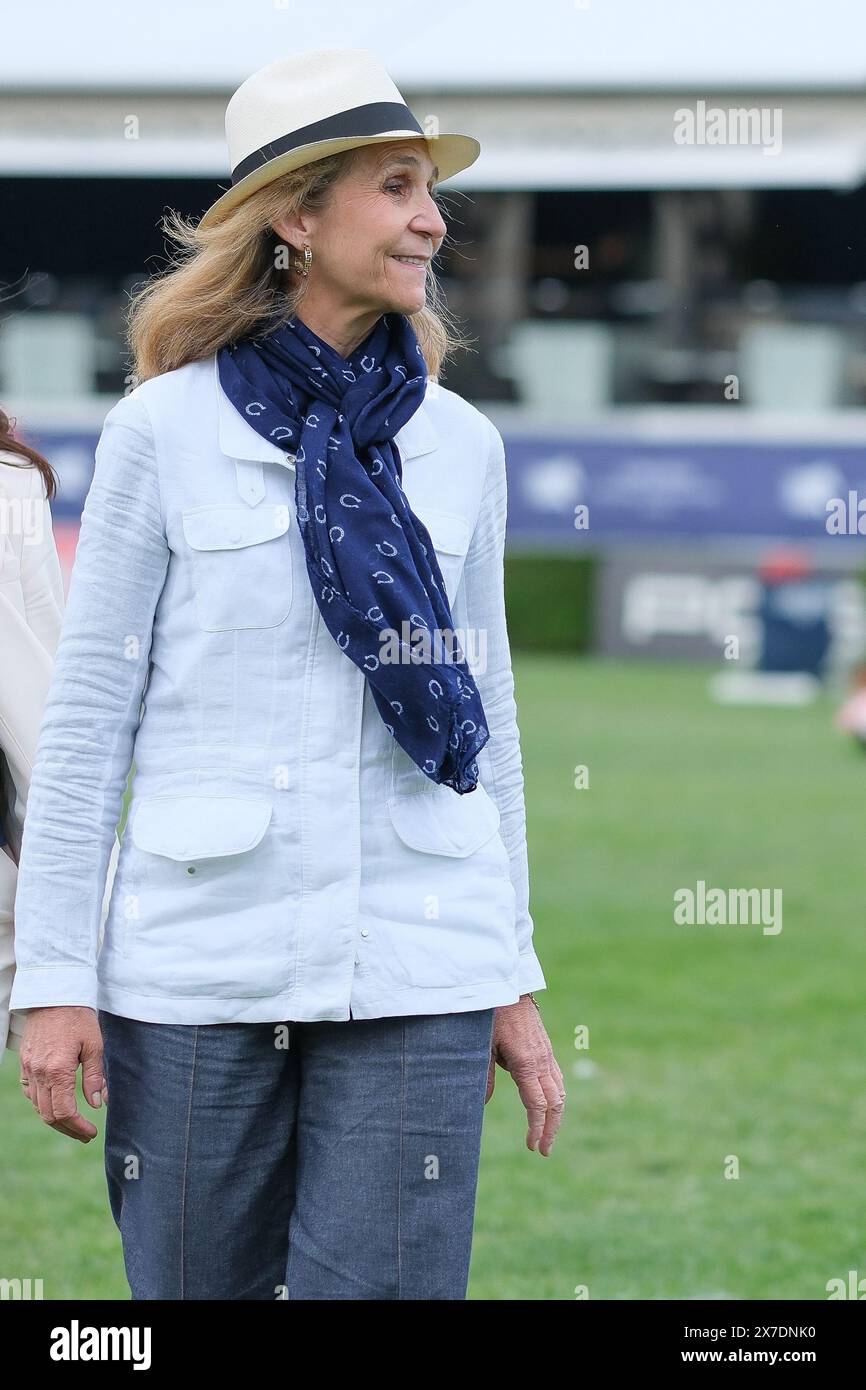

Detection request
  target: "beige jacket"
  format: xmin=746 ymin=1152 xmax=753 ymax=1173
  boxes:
xmin=0 ymin=446 xmax=65 ymax=1058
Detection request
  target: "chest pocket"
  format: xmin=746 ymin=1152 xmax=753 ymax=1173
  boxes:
xmin=421 ymin=509 xmax=473 ymax=609
xmin=388 ymin=780 xmax=503 ymax=858
xmin=182 ymin=503 xmax=293 ymax=631
xmin=131 ymin=792 xmax=272 ymax=861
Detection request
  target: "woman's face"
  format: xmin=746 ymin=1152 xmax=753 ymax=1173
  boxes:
xmin=273 ymin=139 xmax=448 ymax=326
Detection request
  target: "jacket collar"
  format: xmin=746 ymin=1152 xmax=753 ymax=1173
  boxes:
xmin=214 ymin=352 xmax=438 ymax=467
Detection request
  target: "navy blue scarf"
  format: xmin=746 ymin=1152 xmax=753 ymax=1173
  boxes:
xmin=216 ymin=311 xmax=489 ymax=794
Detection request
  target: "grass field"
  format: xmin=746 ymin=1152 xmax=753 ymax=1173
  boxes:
xmin=2 ymin=655 xmax=864 ymax=1300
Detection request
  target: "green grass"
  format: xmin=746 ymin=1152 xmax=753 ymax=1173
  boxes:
xmin=471 ymin=655 xmax=866 ymax=1300
xmin=2 ymin=656 xmax=864 ymax=1300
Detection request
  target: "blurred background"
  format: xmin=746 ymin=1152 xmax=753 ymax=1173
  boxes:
xmin=2 ymin=0 xmax=866 ymax=1301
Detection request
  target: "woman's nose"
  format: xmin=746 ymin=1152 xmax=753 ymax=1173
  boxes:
xmin=413 ymin=194 xmax=447 ymax=242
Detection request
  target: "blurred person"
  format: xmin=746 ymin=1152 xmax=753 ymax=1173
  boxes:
xmin=0 ymin=411 xmax=64 ymax=1061
xmin=756 ymin=547 xmax=831 ymax=679
xmin=834 ymin=661 xmax=866 ymax=749
xmin=10 ymin=49 xmax=563 ymax=1300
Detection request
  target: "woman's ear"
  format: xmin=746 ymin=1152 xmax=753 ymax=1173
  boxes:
xmin=270 ymin=218 xmax=294 ymax=244
xmin=271 ymin=212 xmax=312 ymax=248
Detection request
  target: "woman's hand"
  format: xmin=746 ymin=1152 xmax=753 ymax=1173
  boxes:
xmin=486 ymin=995 xmax=565 ymax=1156
xmin=18 ymin=1006 xmax=108 ymax=1143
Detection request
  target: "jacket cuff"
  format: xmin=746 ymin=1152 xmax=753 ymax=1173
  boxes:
xmin=8 ymin=965 xmax=98 ymax=1013
xmin=517 ymin=948 xmax=547 ymax=995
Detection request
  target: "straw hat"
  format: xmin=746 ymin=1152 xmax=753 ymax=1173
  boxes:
xmin=199 ymin=47 xmax=480 ymax=230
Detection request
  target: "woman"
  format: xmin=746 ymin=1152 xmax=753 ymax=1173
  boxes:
xmin=12 ymin=48 xmax=565 ymax=1300
xmin=0 ymin=411 xmax=64 ymax=1060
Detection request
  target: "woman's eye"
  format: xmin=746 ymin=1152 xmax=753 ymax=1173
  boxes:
xmin=384 ymin=181 xmax=439 ymax=198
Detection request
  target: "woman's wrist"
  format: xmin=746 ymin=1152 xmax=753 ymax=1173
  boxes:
xmin=520 ymin=992 xmax=541 ymax=1012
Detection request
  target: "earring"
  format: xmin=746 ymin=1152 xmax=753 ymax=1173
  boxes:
xmin=293 ymin=244 xmax=312 ymax=276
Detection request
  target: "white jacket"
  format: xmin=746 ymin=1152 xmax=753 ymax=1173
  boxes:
xmin=0 ymin=448 xmax=64 ymax=1059
xmin=9 ymin=355 xmax=546 ymax=1025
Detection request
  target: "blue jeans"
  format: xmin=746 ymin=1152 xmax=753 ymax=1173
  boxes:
xmin=98 ymin=1006 xmax=496 ymax=1300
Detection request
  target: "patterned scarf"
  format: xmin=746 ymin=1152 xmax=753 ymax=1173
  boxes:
xmin=216 ymin=311 xmax=489 ymax=794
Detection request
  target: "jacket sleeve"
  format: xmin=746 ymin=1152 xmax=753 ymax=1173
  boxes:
xmin=20 ymin=462 xmax=65 ymax=659
xmin=8 ymin=391 xmax=168 ymax=1013
xmin=461 ymin=418 xmax=547 ymax=996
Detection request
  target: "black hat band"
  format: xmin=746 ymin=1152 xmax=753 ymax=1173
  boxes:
xmin=231 ymin=101 xmax=425 ymax=185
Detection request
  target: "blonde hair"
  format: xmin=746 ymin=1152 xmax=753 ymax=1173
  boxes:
xmin=126 ymin=148 xmax=472 ymax=387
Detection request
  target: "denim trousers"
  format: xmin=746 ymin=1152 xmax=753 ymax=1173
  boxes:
xmin=98 ymin=1005 xmax=496 ymax=1300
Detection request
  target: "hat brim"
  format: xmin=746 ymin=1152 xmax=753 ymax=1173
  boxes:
xmin=199 ymin=130 xmax=480 ymax=230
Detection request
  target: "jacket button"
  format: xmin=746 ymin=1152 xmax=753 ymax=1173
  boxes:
xmin=186 ymin=865 xmax=196 ymax=874
xmin=228 ymin=529 xmax=242 ymax=544
xmin=360 ymin=928 xmax=370 ymax=938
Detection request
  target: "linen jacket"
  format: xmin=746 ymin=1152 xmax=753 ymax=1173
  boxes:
xmin=0 ymin=449 xmax=65 ymax=1058
xmin=8 ymin=355 xmax=547 ymax=1025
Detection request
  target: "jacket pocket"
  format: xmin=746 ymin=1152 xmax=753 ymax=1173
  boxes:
xmin=182 ymin=503 xmax=293 ymax=631
xmin=421 ymin=509 xmax=473 ymax=608
xmin=131 ymin=792 xmax=272 ymax=860
xmin=112 ymin=792 xmax=287 ymax=992
xmin=387 ymin=781 xmax=501 ymax=857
